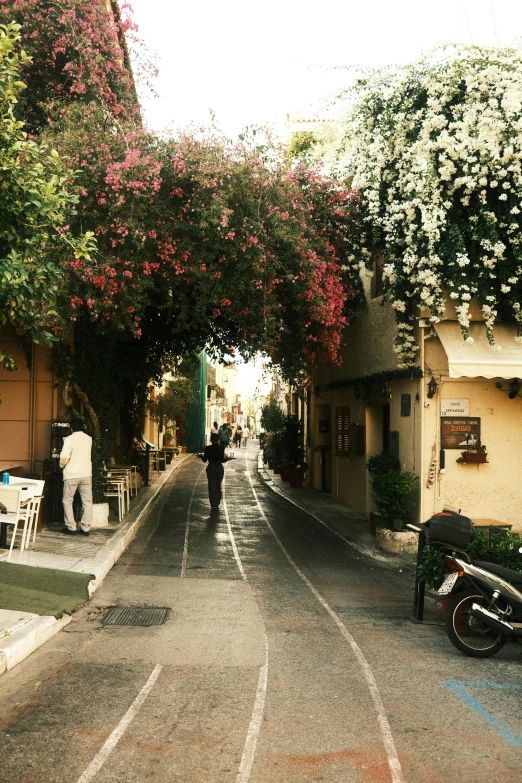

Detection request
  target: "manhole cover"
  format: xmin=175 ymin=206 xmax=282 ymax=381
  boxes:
xmin=100 ymin=606 xmax=171 ymax=627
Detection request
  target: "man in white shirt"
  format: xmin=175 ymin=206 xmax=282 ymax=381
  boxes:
xmin=243 ymin=426 xmax=249 ymax=446
xmin=59 ymin=418 xmax=93 ymax=535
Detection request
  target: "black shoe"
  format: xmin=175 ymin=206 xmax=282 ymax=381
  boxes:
xmin=79 ymin=528 xmax=90 ymax=536
xmin=62 ymin=527 xmax=77 ymax=535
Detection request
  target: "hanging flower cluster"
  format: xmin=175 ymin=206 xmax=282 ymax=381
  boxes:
xmin=0 ymin=0 xmax=141 ymax=129
xmin=50 ymin=113 xmax=364 ymax=381
xmin=3 ymin=0 xmax=366 ymax=383
xmin=345 ymin=47 xmax=522 ymax=365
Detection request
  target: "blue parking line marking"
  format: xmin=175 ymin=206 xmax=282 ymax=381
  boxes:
xmin=444 ymin=680 xmax=522 ymax=747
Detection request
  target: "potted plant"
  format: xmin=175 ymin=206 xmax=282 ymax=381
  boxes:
xmin=281 ymin=414 xmax=308 ymax=488
xmin=458 ymin=442 xmax=488 ymax=464
xmin=366 ymin=451 xmax=419 ymax=554
xmin=269 ymin=430 xmax=286 ymax=474
xmin=366 ymin=452 xmax=401 ymax=534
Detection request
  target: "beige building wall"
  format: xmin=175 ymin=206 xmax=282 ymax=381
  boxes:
xmin=422 ymin=332 xmax=522 ymax=528
xmin=310 ymin=270 xmax=424 ymax=515
xmin=310 ymin=269 xmax=522 ymax=528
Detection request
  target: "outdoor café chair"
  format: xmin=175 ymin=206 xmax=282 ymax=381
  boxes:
xmin=0 ymin=486 xmax=24 ymax=560
xmin=19 ymin=495 xmax=43 ymax=551
xmin=105 ymin=478 xmax=125 ymax=522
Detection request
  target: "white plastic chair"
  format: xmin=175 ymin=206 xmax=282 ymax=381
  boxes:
xmin=105 ymin=479 xmax=125 ymax=522
xmin=19 ymin=495 xmax=43 ymax=551
xmin=107 ymin=470 xmax=131 ymax=512
xmin=0 ymin=487 xmax=23 ymax=560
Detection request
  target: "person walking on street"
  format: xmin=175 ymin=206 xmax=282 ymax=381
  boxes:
xmin=243 ymin=425 xmax=249 ymax=447
xmin=197 ymin=433 xmax=233 ymax=510
xmin=211 ymin=421 xmax=219 ymax=435
xmin=234 ymin=423 xmax=243 ymax=448
xmin=218 ymin=423 xmax=230 ymax=449
xmin=59 ymin=418 xmax=93 ymax=535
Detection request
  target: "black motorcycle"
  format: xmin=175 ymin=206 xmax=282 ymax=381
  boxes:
xmin=424 ymin=512 xmax=522 ymax=658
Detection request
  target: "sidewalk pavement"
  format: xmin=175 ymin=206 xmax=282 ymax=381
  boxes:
xmin=258 ymin=457 xmax=417 ymax=574
xmin=0 ymin=453 xmax=192 ymax=676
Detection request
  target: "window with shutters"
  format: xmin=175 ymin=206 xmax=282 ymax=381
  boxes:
xmin=336 ymin=406 xmax=350 ymax=455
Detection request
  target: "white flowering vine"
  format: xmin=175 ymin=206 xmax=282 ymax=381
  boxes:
xmin=342 ymin=46 xmax=522 ymax=365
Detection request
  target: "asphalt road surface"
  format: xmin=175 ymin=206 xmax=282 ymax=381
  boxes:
xmin=1 ymin=443 xmax=522 ymax=783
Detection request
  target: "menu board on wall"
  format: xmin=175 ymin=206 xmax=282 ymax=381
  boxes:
xmin=441 ymin=417 xmax=481 ymax=449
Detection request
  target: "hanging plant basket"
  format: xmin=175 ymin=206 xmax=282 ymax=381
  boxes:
xmin=459 ymin=452 xmax=488 ymax=463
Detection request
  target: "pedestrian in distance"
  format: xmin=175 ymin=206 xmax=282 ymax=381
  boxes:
xmin=234 ymin=423 xmax=243 ymax=448
xmin=196 ymin=433 xmax=233 ymax=510
xmin=211 ymin=421 xmax=219 ymax=434
xmin=243 ymin=425 xmax=249 ymax=447
xmin=218 ymin=423 xmax=230 ymax=449
xmin=59 ymin=417 xmax=93 ymax=536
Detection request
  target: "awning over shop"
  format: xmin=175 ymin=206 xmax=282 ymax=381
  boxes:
xmin=434 ymin=321 xmax=522 ymax=379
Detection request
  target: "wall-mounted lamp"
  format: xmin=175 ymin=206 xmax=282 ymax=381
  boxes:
xmin=427 ymin=377 xmax=438 ymax=398
xmin=496 ymin=378 xmax=521 ymax=399
xmin=509 ymin=378 xmax=521 ymax=399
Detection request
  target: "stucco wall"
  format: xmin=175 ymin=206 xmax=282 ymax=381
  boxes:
xmin=423 ymin=333 xmax=522 ymax=528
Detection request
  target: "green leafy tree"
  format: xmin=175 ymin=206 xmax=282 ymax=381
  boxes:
xmin=0 ymin=23 xmax=95 ymax=370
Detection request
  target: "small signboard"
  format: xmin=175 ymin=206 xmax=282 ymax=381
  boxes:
xmin=441 ymin=417 xmax=481 ymax=449
xmin=441 ymin=399 xmax=470 ymax=416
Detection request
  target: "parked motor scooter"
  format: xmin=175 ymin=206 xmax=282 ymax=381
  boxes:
xmin=424 ymin=511 xmax=522 ymax=657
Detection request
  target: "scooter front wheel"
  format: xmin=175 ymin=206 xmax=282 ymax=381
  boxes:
xmin=445 ymin=588 xmax=507 ymax=658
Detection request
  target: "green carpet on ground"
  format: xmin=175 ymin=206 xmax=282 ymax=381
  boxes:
xmin=0 ymin=563 xmax=94 ymax=618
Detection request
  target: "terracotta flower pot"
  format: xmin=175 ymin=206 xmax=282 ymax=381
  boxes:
xmin=461 ymin=451 xmax=488 ymax=463
xmin=279 ymin=466 xmax=289 ymax=481
xmin=287 ymin=467 xmax=305 ymax=488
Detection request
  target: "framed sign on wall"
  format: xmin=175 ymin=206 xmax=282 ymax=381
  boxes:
xmin=441 ymin=417 xmax=481 ymax=449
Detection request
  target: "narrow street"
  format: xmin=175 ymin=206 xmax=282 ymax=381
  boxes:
xmin=1 ymin=443 xmax=521 ymax=783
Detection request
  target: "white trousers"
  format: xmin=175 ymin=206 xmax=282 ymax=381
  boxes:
xmin=63 ymin=476 xmax=93 ymax=531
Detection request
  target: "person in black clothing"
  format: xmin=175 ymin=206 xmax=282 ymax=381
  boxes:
xmin=197 ymin=433 xmax=232 ymax=509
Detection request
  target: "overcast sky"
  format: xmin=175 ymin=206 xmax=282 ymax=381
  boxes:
xmin=129 ymin=0 xmax=522 ymax=138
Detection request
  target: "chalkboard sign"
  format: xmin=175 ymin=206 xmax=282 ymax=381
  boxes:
xmin=441 ymin=417 xmax=480 ymax=449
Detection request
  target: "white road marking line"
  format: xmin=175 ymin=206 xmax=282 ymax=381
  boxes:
xmin=245 ymin=462 xmax=405 ymax=783
xmin=181 ymin=466 xmax=205 ymax=577
xmin=235 ymin=636 xmax=269 ymax=783
xmin=75 ymin=664 xmax=163 ymax=783
xmin=223 ymin=458 xmax=269 ymax=783
xmin=223 ymin=471 xmax=247 ymax=581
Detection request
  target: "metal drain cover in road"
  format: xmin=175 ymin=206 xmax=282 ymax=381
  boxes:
xmin=100 ymin=606 xmax=171 ymax=627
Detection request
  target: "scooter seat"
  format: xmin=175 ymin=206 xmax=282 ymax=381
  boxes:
xmin=472 ymin=560 xmax=522 ymax=586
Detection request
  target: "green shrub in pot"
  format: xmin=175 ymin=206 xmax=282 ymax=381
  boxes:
xmin=370 ymin=470 xmax=419 ymax=532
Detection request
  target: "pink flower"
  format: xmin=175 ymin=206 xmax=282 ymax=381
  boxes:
xmin=281 ymin=212 xmax=289 ymax=220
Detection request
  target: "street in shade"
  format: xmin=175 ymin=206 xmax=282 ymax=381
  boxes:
xmin=1 ymin=443 xmax=522 ymax=783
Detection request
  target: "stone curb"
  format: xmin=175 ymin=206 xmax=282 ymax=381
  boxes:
xmin=0 ymin=453 xmax=192 ymax=676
